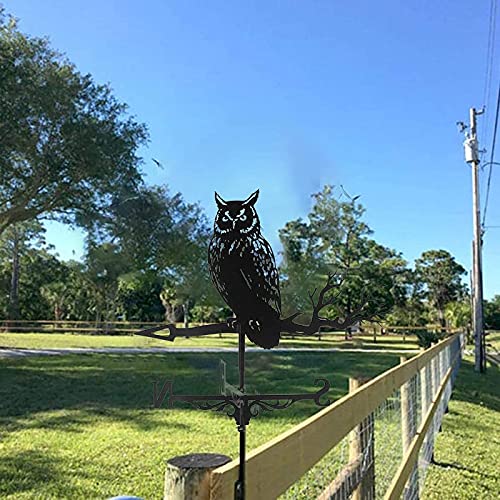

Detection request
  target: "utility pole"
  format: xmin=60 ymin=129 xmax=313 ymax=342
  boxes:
xmin=462 ymin=107 xmax=485 ymax=373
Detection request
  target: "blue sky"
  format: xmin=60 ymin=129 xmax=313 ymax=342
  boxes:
xmin=8 ymin=0 xmax=500 ymax=298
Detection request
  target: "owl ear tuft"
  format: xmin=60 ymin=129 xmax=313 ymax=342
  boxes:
xmin=215 ymin=192 xmax=228 ymax=209
xmin=242 ymin=189 xmax=259 ymax=207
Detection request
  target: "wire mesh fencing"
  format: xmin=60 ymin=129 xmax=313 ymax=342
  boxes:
xmin=278 ymin=333 xmax=464 ymax=500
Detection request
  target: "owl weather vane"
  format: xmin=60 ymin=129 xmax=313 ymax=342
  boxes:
xmin=135 ymin=190 xmax=371 ymax=500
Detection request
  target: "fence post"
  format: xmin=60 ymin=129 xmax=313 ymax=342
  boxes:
xmin=164 ymin=453 xmax=231 ymax=500
xmin=400 ymin=356 xmax=419 ymax=499
xmin=429 ymin=353 xmax=438 ymax=464
xmin=444 ymin=346 xmax=451 ymax=414
xmin=420 ymin=364 xmax=430 ymax=418
xmin=430 ymin=354 xmax=436 ymax=400
xmin=349 ymin=377 xmax=375 ymax=500
xmin=418 ymin=362 xmax=431 ymax=495
xmin=436 ymin=352 xmax=444 ymax=426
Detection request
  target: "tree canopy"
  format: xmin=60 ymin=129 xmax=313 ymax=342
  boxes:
xmin=0 ymin=9 xmax=148 ymax=235
xmin=485 ymin=295 xmax=500 ymax=330
xmin=415 ymin=249 xmax=467 ymax=327
xmin=279 ymin=185 xmax=407 ymax=325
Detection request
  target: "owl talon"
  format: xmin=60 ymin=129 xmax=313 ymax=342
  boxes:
xmin=248 ymin=319 xmax=262 ymax=332
xmin=227 ymin=317 xmax=240 ymax=330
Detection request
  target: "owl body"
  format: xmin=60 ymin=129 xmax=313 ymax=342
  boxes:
xmin=208 ymin=190 xmax=281 ymax=349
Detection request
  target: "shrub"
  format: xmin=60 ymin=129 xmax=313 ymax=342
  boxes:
xmin=415 ymin=330 xmax=444 ymax=348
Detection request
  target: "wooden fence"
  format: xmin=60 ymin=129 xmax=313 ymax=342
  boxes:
xmin=0 ymin=319 xmax=186 ymax=334
xmin=166 ymin=333 xmax=464 ymax=499
xmin=0 ymin=319 xmax=460 ymax=337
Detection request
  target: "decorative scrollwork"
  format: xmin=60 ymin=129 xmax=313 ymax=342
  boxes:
xmin=160 ymin=377 xmax=332 ymax=425
xmin=313 ymin=378 xmax=332 ymax=406
xmin=248 ymin=399 xmax=296 ymax=418
xmin=197 ymin=400 xmax=239 ymax=420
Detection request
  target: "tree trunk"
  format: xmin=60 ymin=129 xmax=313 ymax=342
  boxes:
xmin=104 ymin=292 xmax=110 ymax=334
xmin=162 ymin=301 xmax=174 ymax=323
xmin=54 ymin=302 xmax=63 ymax=321
xmin=183 ymin=303 xmax=189 ymax=329
xmin=8 ymin=230 xmax=20 ymax=323
xmin=345 ymin=295 xmax=352 ymax=340
xmin=346 ymin=326 xmax=352 ymax=340
xmin=438 ymin=307 xmax=446 ymax=334
xmin=160 ymin=293 xmax=177 ymax=323
xmin=95 ymin=310 xmax=101 ymax=333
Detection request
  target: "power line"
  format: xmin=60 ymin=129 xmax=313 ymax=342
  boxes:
xmin=481 ymin=0 xmax=497 ymax=143
xmin=483 ymin=0 xmax=496 ymax=105
xmin=482 ymin=82 xmax=500 ymax=229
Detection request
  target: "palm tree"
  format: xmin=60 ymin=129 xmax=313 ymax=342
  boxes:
xmin=41 ymin=282 xmax=68 ymax=321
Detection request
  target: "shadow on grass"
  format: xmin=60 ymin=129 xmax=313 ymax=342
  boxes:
xmin=0 ymin=351 xmax=399 ymax=429
xmin=432 ymin=460 xmax=498 ymax=480
xmin=0 ymin=449 xmax=103 ymax=498
xmin=0 ymin=450 xmax=61 ymax=497
xmin=450 ymin=357 xmax=499 ymax=412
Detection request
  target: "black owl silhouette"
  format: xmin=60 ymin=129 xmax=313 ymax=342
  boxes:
xmin=208 ymin=190 xmax=282 ymax=349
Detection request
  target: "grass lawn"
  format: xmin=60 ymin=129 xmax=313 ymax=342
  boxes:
xmin=422 ymin=356 xmax=500 ymax=499
xmin=1 ymin=345 xmax=495 ymax=499
xmin=0 ymin=350 xmax=400 ymax=499
xmin=0 ymin=331 xmax=420 ymax=351
xmin=486 ymin=330 xmax=500 ymax=353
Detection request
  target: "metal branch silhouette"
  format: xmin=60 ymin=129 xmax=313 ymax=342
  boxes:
xmin=135 ymin=273 xmax=371 ymax=343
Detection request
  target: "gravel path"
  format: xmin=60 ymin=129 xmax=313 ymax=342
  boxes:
xmin=0 ymin=346 xmax=418 ymax=358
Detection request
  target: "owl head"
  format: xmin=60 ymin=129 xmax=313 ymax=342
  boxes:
xmin=214 ymin=190 xmax=260 ymax=237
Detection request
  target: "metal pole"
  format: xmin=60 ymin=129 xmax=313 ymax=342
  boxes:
xmin=469 ymin=107 xmax=485 ymax=373
xmin=238 ymin=325 xmax=245 ymax=391
xmin=235 ymin=325 xmax=246 ymax=500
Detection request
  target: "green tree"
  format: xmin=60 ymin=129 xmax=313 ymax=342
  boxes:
xmin=0 ymin=9 xmax=148 ymax=235
xmin=385 ymin=269 xmax=426 ymax=326
xmin=415 ymin=250 xmax=467 ymax=329
xmin=18 ymin=249 xmax=69 ymax=320
xmin=279 ymin=219 xmax=325 ymax=316
xmin=40 ymin=281 xmax=68 ymax=321
xmin=116 ymin=271 xmax=164 ymax=322
xmin=61 ymin=260 xmax=96 ymax=321
xmin=96 ymin=185 xmax=221 ymax=326
xmin=279 ymin=186 xmax=407 ymax=333
xmin=0 ymin=221 xmax=47 ymax=319
xmin=484 ymin=295 xmax=500 ymax=330
xmin=84 ymin=243 xmax=131 ymax=325
xmin=445 ymin=300 xmax=471 ymax=329
xmin=159 ymin=235 xmax=223 ymax=326
xmin=0 ymin=246 xmax=69 ymax=321
xmin=95 ymin=185 xmax=210 ymax=270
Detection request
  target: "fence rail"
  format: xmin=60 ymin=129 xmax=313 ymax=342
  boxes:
xmin=0 ymin=319 xmax=197 ymax=334
xmin=204 ymin=333 xmax=464 ymax=500
xmin=0 ymin=319 xmax=461 ymax=338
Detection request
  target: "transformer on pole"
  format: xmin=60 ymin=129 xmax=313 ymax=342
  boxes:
xmin=462 ymin=107 xmax=486 ymax=373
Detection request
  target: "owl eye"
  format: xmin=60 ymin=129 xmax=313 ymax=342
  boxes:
xmin=222 ymin=216 xmax=229 ymax=222
xmin=239 ymin=214 xmax=247 ymax=221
